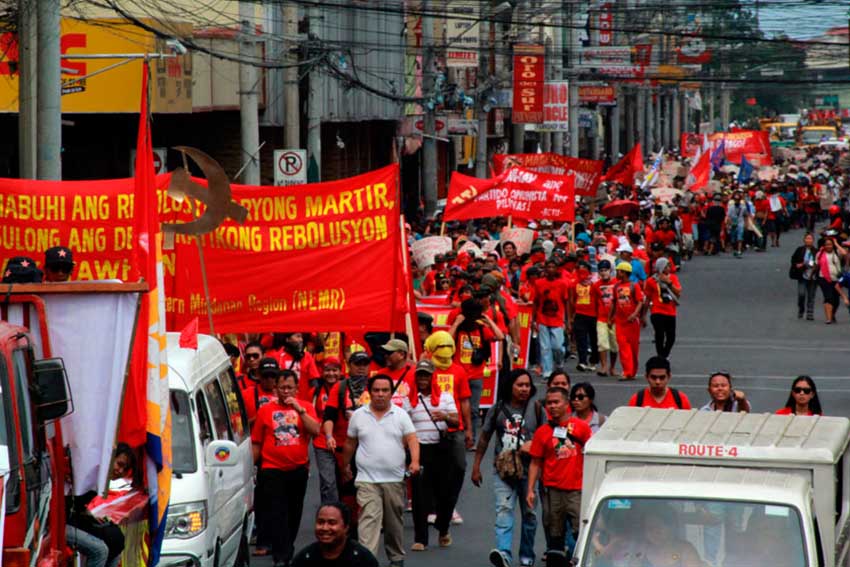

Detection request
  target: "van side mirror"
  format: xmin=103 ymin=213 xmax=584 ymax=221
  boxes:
xmin=204 ymin=440 xmax=239 ymax=467
xmin=33 ymin=358 xmax=73 ymax=422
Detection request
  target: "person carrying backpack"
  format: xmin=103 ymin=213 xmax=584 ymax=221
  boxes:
xmin=627 ymin=356 xmax=691 ymax=409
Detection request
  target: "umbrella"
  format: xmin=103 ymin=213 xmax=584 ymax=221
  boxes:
xmin=601 ymin=199 xmax=640 ymax=218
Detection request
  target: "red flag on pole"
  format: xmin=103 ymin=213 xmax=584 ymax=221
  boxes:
xmin=603 ymin=143 xmax=643 ymax=185
xmin=178 ymin=317 xmax=199 ymax=349
xmin=686 ymin=149 xmax=711 ymax=191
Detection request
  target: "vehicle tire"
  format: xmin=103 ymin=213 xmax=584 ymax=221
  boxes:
xmin=235 ymin=521 xmax=251 ymax=567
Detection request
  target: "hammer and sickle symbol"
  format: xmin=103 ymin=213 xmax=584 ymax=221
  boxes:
xmin=162 ymin=146 xmax=249 ymax=237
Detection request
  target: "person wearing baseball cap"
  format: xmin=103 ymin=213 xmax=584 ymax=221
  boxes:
xmin=312 ymin=356 xmax=345 ymax=504
xmin=44 ymin=246 xmax=74 ymax=282
xmin=376 ymin=338 xmax=415 ymax=408
xmin=609 ymin=262 xmax=645 ymax=380
xmin=592 ymin=259 xmax=619 ymax=377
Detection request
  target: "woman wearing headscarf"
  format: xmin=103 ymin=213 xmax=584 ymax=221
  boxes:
xmin=644 ymin=257 xmax=681 ymax=359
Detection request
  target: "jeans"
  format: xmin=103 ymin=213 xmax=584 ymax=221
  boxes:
xmin=538 ymin=324 xmax=564 ymax=377
xmin=573 ymin=314 xmax=599 ymax=365
xmin=650 ymin=313 xmax=677 ymax=359
xmin=798 ymin=279 xmax=817 ymax=317
xmin=315 ymin=446 xmax=339 ymax=504
xmin=493 ymin=475 xmax=537 ymax=566
xmin=468 ymin=378 xmax=483 ymax=442
xmin=66 ymin=525 xmax=110 ymax=567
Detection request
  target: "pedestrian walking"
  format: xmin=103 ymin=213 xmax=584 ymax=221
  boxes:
xmin=627 ymin=356 xmax=691 ymax=409
xmin=591 ymin=260 xmax=618 ymax=377
xmin=816 ymin=235 xmax=846 ymax=324
xmin=526 ymin=388 xmax=592 ymax=563
xmin=726 ymin=190 xmax=751 ymax=258
xmin=290 ymin=502 xmax=379 ymax=567
xmin=569 ymin=262 xmax=599 ymax=372
xmin=342 ymin=375 xmax=420 ymax=567
xmin=609 ymin=262 xmax=645 ymax=380
xmin=532 ymin=260 xmax=570 ymax=378
xmin=312 ymin=357 xmax=344 ymax=503
xmin=251 ymin=368 xmax=321 ymax=567
xmin=790 ymin=233 xmax=819 ymax=320
xmin=569 ymin=383 xmax=607 ymax=433
xmin=472 ymin=369 xmax=544 ymax=567
xmin=644 ymin=257 xmax=681 ymax=359
xmin=700 ymin=372 xmax=750 ymax=412
xmin=777 ymin=376 xmax=822 ymax=416
xmin=405 ymin=360 xmax=458 ymax=551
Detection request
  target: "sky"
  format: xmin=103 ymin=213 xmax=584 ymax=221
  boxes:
xmin=756 ymin=2 xmax=848 ymax=39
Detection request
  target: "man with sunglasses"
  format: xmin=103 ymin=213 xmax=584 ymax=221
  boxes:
xmin=245 ymin=358 xmax=284 ymax=423
xmin=44 ymin=246 xmax=74 ymax=282
xmin=237 ymin=341 xmax=265 ymax=393
xmin=627 ymin=356 xmax=691 ymax=410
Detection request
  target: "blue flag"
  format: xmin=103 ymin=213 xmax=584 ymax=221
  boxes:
xmin=737 ymin=156 xmax=754 ymax=183
xmin=710 ymin=140 xmax=726 ymax=173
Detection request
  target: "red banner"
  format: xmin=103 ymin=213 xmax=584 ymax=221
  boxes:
xmin=493 ymin=152 xmax=604 ymax=197
xmin=513 ymin=44 xmax=545 ymax=124
xmin=445 ymin=167 xmax=575 ymax=222
xmin=0 ymin=165 xmax=403 ymax=334
xmin=680 ymin=131 xmax=771 ymax=165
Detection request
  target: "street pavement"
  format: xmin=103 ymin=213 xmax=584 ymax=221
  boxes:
xmin=256 ymin=228 xmax=850 ymax=566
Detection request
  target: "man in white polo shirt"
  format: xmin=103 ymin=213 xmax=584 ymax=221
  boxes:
xmin=343 ymin=374 xmax=420 ymax=567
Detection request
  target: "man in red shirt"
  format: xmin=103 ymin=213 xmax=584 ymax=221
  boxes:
xmin=278 ymin=333 xmax=322 ymax=400
xmin=237 ymin=340 xmax=264 ymax=392
xmin=627 ymin=356 xmax=691 ymax=409
xmin=526 ymin=387 xmax=592 ymax=562
xmin=609 ymin=262 xmax=645 ymax=380
xmin=569 ymin=262 xmax=599 ymax=373
xmin=644 ymin=257 xmax=682 ymax=359
xmin=591 ymin=260 xmax=618 ymax=377
xmin=678 ymin=204 xmax=695 ymax=260
xmin=370 ymin=339 xmax=415 ymax=408
xmin=244 ymin=357 xmax=282 ymax=423
xmin=533 ymin=260 xmax=569 ymax=378
xmin=251 ymin=367 xmax=321 ymax=566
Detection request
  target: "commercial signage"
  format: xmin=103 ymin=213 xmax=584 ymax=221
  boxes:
xmin=598 ymin=3 xmax=613 ymax=46
xmin=539 ymin=81 xmax=569 ymax=132
xmin=0 ymin=18 xmax=192 ymax=113
xmin=446 ymin=1 xmax=479 ymax=67
xmin=579 ymin=85 xmax=616 ymax=105
xmin=512 ymin=44 xmax=545 ymax=124
xmin=577 ymin=46 xmax=632 ymax=67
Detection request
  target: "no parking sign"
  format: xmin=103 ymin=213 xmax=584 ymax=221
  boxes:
xmin=274 ymin=149 xmax=307 ymax=186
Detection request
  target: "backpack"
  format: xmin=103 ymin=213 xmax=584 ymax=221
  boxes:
xmin=314 ymin=379 xmax=353 ymax=411
xmin=636 ymin=388 xmax=684 ymax=409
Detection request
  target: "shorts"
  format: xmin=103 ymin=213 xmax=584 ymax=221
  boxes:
xmin=729 ymin=224 xmax=744 ymax=243
xmin=596 ymin=321 xmax=618 ymax=352
xmin=681 ymin=233 xmax=694 ymax=251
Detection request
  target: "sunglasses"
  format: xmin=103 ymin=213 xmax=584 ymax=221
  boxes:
xmin=245 ymin=353 xmax=261 ymax=360
xmin=793 ymin=387 xmax=813 ymax=395
xmin=571 ymin=394 xmax=587 ymax=401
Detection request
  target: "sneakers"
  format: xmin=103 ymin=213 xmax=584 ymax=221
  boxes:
xmin=451 ymin=510 xmax=464 ymax=524
xmin=576 ymin=363 xmax=592 ymax=372
xmin=490 ymin=549 xmax=511 ymax=567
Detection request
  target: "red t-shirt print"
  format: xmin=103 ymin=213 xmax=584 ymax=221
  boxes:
xmin=534 ymin=277 xmax=569 ymax=327
xmin=251 ymin=400 xmax=317 ymax=471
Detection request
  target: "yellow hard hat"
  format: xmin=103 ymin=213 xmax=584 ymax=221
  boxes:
xmin=616 ymin=261 xmax=633 ymax=273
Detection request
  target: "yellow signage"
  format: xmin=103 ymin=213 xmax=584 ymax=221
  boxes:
xmin=0 ymin=18 xmax=192 ymax=113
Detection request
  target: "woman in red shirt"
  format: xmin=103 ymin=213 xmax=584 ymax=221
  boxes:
xmin=644 ymin=257 xmax=682 ymax=359
xmin=776 ymin=376 xmax=822 ymax=416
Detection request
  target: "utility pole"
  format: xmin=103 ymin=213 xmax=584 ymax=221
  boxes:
xmin=552 ymin=6 xmax=564 ymax=156
xmin=720 ymin=64 xmax=731 ymax=131
xmin=625 ymin=89 xmax=634 ymax=150
xmin=238 ymin=1 xmax=260 ymax=185
xmin=475 ymin=4 xmax=490 ymax=178
xmin=646 ymin=87 xmax=654 ymax=152
xmin=18 ymin=0 xmax=37 ymax=179
xmin=610 ymin=90 xmax=621 ymax=159
xmin=306 ymin=3 xmax=321 ymax=182
xmin=36 ymin=0 xmax=60 ymax=180
xmin=511 ymin=1 xmax=525 ymax=154
xmin=422 ymin=0 xmax=438 ymax=217
xmin=283 ymin=1 xmax=299 ymax=149
xmin=636 ymin=87 xmax=646 ymax=150
xmin=567 ymin=2 xmax=579 ymax=157
xmin=672 ymin=89 xmax=681 ymax=143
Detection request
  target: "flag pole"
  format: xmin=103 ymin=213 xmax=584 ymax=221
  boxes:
xmin=508 ymin=215 xmax=513 ymax=229
xmin=181 ymin=150 xmax=216 ymax=335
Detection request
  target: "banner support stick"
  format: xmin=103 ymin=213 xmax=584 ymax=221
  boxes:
xmin=181 ymin=150 xmax=216 ymax=335
xmin=507 ymin=216 xmax=513 ymax=229
xmin=440 ymin=222 xmax=446 ymax=236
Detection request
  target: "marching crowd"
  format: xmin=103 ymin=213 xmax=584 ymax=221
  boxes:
xmin=223 ymin=146 xmax=850 ymax=567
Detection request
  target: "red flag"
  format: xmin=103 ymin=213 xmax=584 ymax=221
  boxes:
xmin=603 ymin=143 xmax=643 ymax=185
xmin=686 ymin=149 xmax=711 ymax=191
xmin=179 ymin=317 xmax=199 ymax=349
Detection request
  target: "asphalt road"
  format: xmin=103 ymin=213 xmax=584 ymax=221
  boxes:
xmin=256 ymin=228 xmax=850 ymax=566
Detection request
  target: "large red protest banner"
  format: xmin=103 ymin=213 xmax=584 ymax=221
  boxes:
xmin=492 ymin=152 xmax=604 ymax=197
xmin=513 ymin=44 xmax=545 ymax=124
xmin=680 ymin=130 xmax=771 ymax=164
xmin=445 ymin=167 xmax=575 ymax=222
xmin=0 ymin=165 xmax=402 ymax=333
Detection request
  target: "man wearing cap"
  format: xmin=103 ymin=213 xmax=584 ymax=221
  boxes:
xmin=705 ymin=194 xmax=727 ymax=256
xmin=245 ymin=357 xmax=283 ymax=423
xmin=373 ymin=338 xmax=416 ymax=408
xmin=592 ymin=260 xmax=618 ymax=377
xmin=252 ymin=368 xmax=320 ymax=567
xmin=616 ymin=243 xmax=647 ymax=283
xmin=533 ymin=260 xmax=570 ymax=378
xmin=422 ymin=254 xmax=448 ymax=296
xmin=44 ymin=246 xmax=75 ymax=282
xmin=404 ymin=359 xmax=458 ymax=550
xmin=609 ymin=262 xmax=645 ymax=380
xmin=312 ymin=357 xmax=345 ymax=503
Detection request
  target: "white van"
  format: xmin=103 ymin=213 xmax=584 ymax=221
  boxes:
xmin=160 ymin=333 xmax=254 ymax=567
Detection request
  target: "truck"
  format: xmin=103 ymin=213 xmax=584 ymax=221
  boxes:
xmin=575 ymin=407 xmax=850 ymax=567
xmin=1 ymin=282 xmax=143 ymax=567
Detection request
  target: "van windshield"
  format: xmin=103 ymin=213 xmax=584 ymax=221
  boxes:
xmin=582 ymin=497 xmax=807 ymax=567
xmin=171 ymin=390 xmax=197 ymax=474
